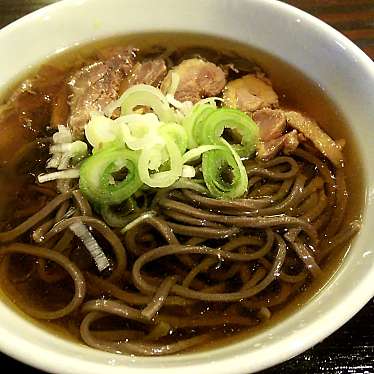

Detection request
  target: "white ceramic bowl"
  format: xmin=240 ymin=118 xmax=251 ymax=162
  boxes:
xmin=0 ymin=0 xmax=373 ymax=373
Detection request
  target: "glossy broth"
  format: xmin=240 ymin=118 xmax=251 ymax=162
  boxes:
xmin=0 ymin=33 xmax=364 ymax=352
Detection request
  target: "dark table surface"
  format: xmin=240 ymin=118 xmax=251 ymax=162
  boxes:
xmin=0 ymin=0 xmax=373 ymax=373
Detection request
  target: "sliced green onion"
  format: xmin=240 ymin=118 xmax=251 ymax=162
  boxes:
xmin=160 ymin=123 xmax=188 ymax=154
xmin=46 ymin=153 xmax=61 ymax=169
xmin=165 ymin=72 xmax=193 ymax=115
xmin=49 ymin=124 xmax=87 ymax=170
xmin=202 ymin=139 xmax=248 ymax=199
xmin=85 ymin=113 xmax=119 ymax=149
xmin=108 ymin=84 xmax=177 ymax=123
xmin=50 ymin=141 xmax=87 ymax=157
xmin=144 ymin=143 xmax=167 ymax=172
xmin=38 ymin=169 xmax=80 ymax=183
xmin=65 ymin=145 xmax=88 ymax=169
xmin=138 ymin=136 xmax=183 ymax=188
xmin=69 ymin=221 xmax=109 ymax=271
xmin=182 ymin=144 xmax=223 ymax=164
xmin=166 ymin=95 xmax=194 ymax=119
xmin=77 ymin=84 xmax=260 ymax=201
xmin=182 ymin=103 xmax=216 ymax=149
xmin=53 ymin=125 xmax=72 ymax=144
xmin=181 ymin=165 xmax=196 ymax=178
xmin=116 ymin=113 xmax=163 ymax=151
xmin=49 ymin=140 xmax=88 ymax=170
xmin=198 ymin=108 xmax=259 ymax=158
xmin=79 ymin=146 xmax=142 ymax=205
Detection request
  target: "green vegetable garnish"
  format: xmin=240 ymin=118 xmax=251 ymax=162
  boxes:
xmin=197 ymin=108 xmax=259 ymax=158
xmin=184 ymin=107 xmax=257 ymax=198
xmin=79 ymin=146 xmax=142 ymax=205
xmin=202 ymin=139 xmax=248 ymax=199
xmin=182 ymin=103 xmax=216 ymax=149
xmin=159 ymin=122 xmax=188 ymax=154
xmin=106 ymin=84 xmax=177 ymax=123
xmin=78 ymin=83 xmax=259 ymax=207
xmin=138 ymin=135 xmax=183 ymax=188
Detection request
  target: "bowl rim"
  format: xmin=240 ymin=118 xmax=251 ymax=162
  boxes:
xmin=0 ymin=0 xmax=373 ymax=373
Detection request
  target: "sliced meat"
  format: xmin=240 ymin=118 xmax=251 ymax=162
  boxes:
xmin=223 ymin=74 xmax=278 ymax=113
xmin=285 ymin=111 xmax=344 ymax=167
xmin=161 ymin=58 xmax=226 ymax=103
xmin=119 ymin=58 xmax=167 ymax=94
xmin=283 ymin=130 xmax=300 ymax=154
xmin=253 ymin=108 xmax=286 ymax=142
xmin=257 ymin=129 xmax=300 ymax=161
xmin=253 ymin=109 xmax=302 ymax=161
xmin=257 ymin=137 xmax=284 ymax=161
xmin=68 ymin=46 xmax=136 ymax=139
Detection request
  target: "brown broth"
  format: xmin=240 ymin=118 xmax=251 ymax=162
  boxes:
xmin=0 ymin=33 xmax=365 ymax=352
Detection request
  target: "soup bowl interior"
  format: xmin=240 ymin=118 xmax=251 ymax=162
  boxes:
xmin=0 ymin=0 xmax=373 ymax=373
